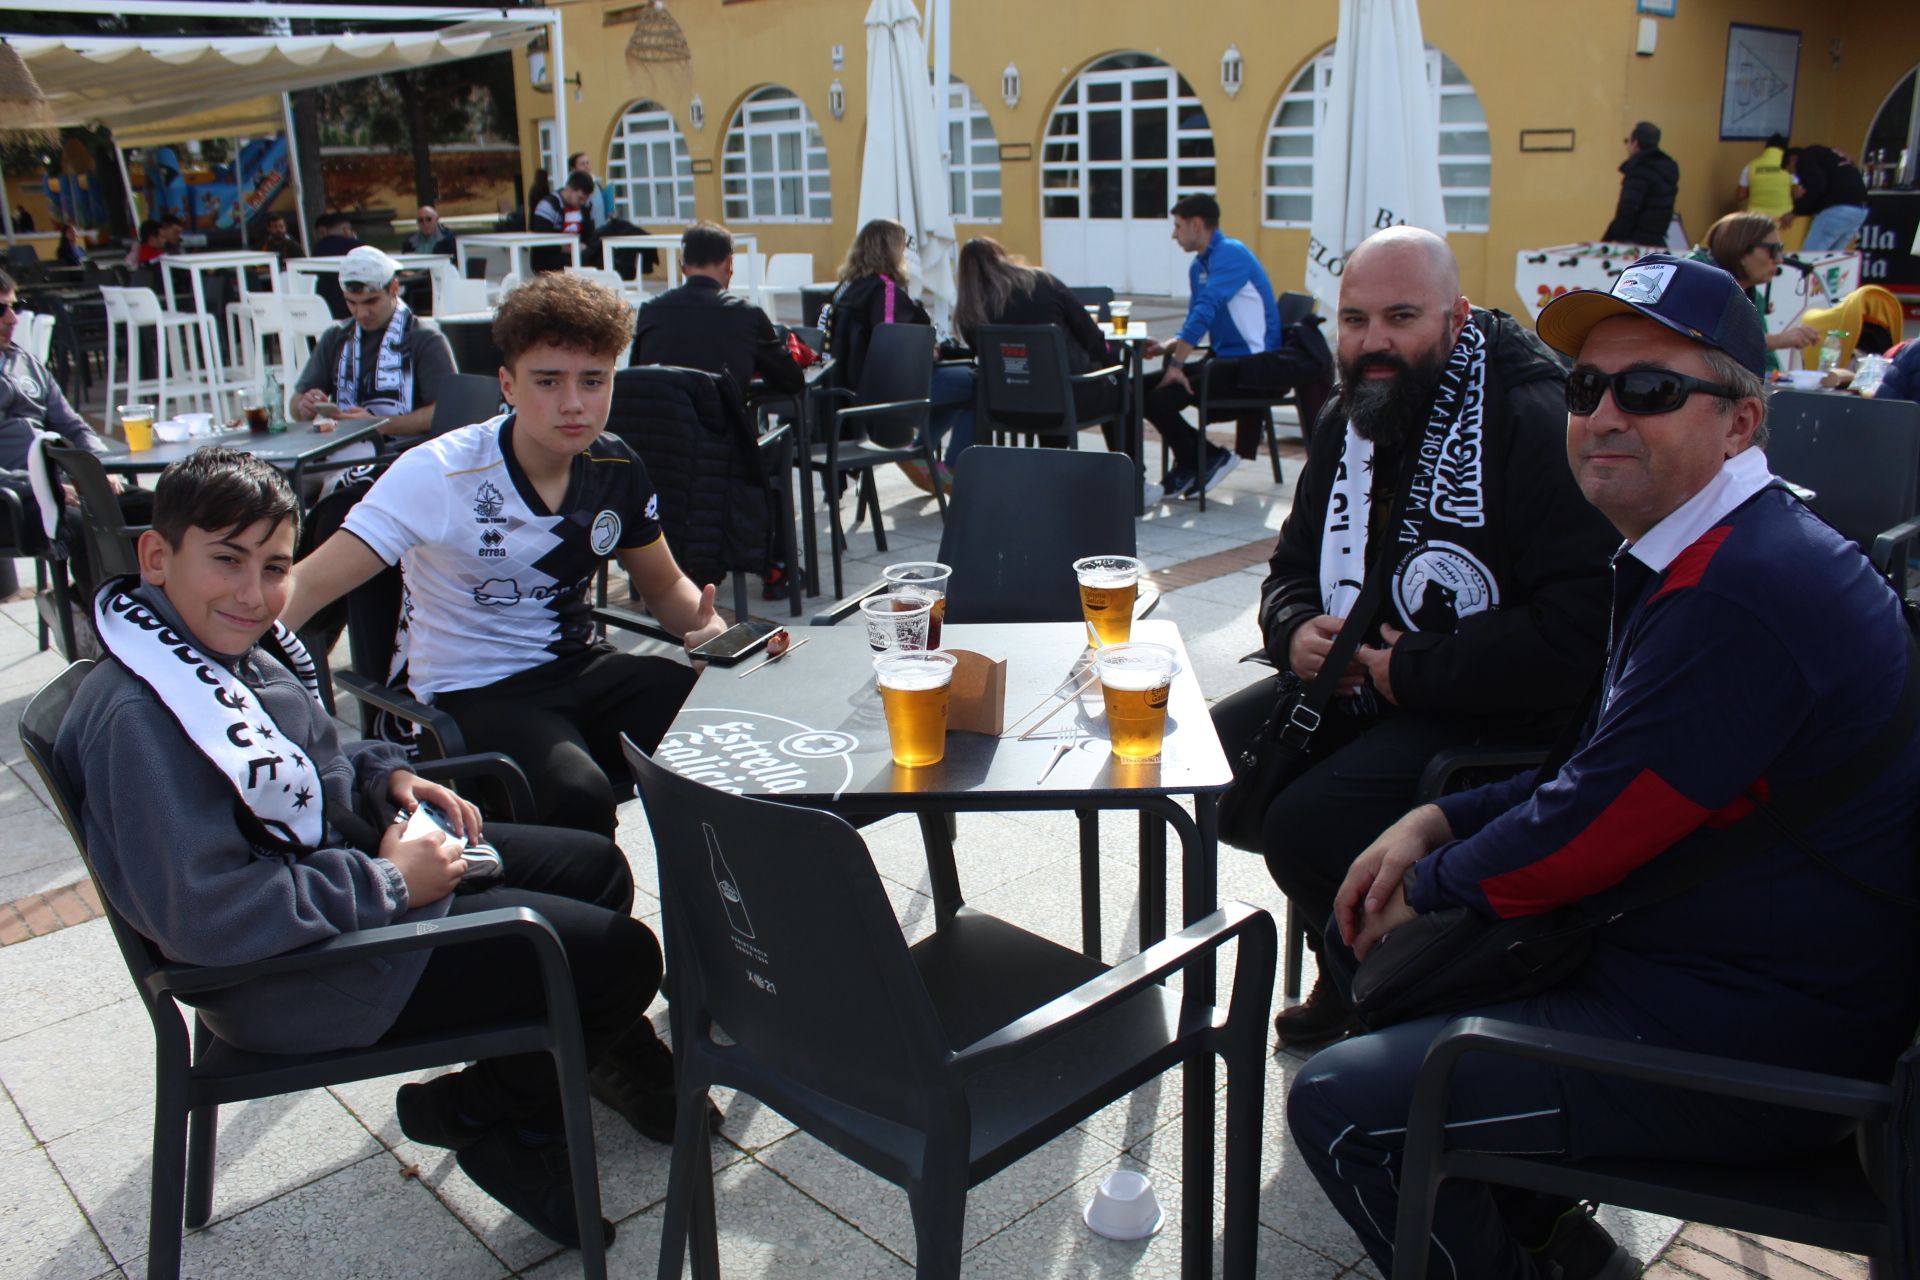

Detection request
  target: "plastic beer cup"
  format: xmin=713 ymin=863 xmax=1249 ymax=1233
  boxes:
xmin=874 ymin=650 xmax=956 ymax=767
xmin=881 ymin=561 xmax=952 ymax=648
xmin=118 ymin=403 xmax=155 ymax=452
xmin=860 ymin=592 xmax=932 ymax=652
xmin=1109 ymin=300 xmax=1132 ymax=336
xmin=1074 ymin=555 xmax=1143 ymax=647
xmin=1095 ymin=643 xmax=1175 ymax=761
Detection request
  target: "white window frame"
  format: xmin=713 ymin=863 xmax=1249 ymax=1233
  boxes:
xmin=1262 ymin=46 xmax=1492 ymax=233
xmin=535 ymin=118 xmax=559 ymax=187
xmin=605 ymin=100 xmax=695 ymax=224
xmin=722 ymin=86 xmax=832 ymax=224
xmin=1039 ymin=54 xmax=1216 ymax=223
xmin=943 ymin=77 xmax=1002 ymax=223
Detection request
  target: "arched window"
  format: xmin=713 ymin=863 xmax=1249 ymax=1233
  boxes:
xmin=722 ymin=86 xmax=832 ymax=223
xmin=1864 ymin=66 xmax=1917 ymax=186
xmin=943 ymin=77 xmax=1001 ymax=223
xmin=1263 ymin=46 xmax=1492 ymax=232
xmin=604 ymin=100 xmax=694 ymax=224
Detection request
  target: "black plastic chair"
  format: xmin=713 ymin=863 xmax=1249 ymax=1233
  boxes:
xmin=798 ymin=286 xmax=834 ymax=329
xmin=1765 ymin=390 xmax=1920 ymax=594
xmin=1177 ymin=292 xmax=1329 ymax=511
xmin=1068 ymin=285 xmax=1115 ymax=323
xmin=804 ymin=323 xmax=948 ymax=599
xmin=1391 ymin=1015 xmax=1916 ymax=1280
xmin=625 ymin=740 xmax=1278 ymax=1280
xmin=19 ymin=662 xmax=609 ymax=1280
xmin=0 ymin=483 xmax=77 ymax=658
xmin=972 ymin=323 xmax=1127 ymax=450
xmin=426 ymin=371 xmax=505 ymax=438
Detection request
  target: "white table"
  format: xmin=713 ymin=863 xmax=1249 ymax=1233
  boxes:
xmin=599 ymin=232 xmax=760 ymax=298
xmin=456 ymin=233 xmax=582 ymax=281
xmin=158 ymin=251 xmax=284 ymax=416
xmin=286 ymin=254 xmax=459 ymax=313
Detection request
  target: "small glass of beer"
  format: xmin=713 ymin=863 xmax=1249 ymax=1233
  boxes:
xmin=1073 ymin=555 xmax=1143 ymax=648
xmin=1095 ymin=642 xmax=1175 ymax=761
xmin=117 ymin=403 xmax=155 ymax=452
xmin=860 ymin=592 xmax=932 ymax=653
xmin=1109 ymin=300 xmax=1132 ymax=336
xmin=874 ymin=649 xmax=957 ymax=767
xmin=882 ymin=561 xmax=952 ymax=647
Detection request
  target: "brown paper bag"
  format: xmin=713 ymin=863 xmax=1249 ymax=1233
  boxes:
xmin=944 ymin=648 xmax=1006 ymax=735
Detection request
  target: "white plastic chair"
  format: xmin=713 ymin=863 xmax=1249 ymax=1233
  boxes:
xmin=436 ymin=276 xmax=491 ymax=316
xmin=728 ymin=251 xmax=767 ymax=303
xmin=276 ymin=295 xmax=337 ymax=402
xmin=765 ymin=253 xmax=814 ymax=288
xmin=116 ymin=287 xmax=216 ymax=419
xmin=31 ymin=313 xmax=57 ymax=366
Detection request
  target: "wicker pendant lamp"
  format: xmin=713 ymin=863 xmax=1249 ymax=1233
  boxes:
xmin=0 ymin=40 xmax=53 ymax=136
xmin=625 ymin=0 xmax=691 ymax=69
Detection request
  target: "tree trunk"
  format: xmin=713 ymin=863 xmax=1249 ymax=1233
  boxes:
xmin=397 ymin=71 xmax=438 ymax=207
xmin=88 ymin=135 xmax=130 ymax=240
xmin=290 ymin=88 xmax=327 ymax=248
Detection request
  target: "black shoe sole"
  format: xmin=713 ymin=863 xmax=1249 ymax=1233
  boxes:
xmin=455 ymin=1129 xmax=615 ymax=1250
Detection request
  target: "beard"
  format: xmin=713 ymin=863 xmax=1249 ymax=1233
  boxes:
xmin=1337 ymin=340 xmax=1452 ymax=458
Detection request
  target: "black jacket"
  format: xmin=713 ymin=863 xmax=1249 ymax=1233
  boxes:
xmin=961 ymin=271 xmax=1111 ymax=374
xmin=1603 ymin=147 xmax=1680 ymax=246
xmin=824 ymin=273 xmax=929 ymax=391
xmin=631 ymin=276 xmax=804 ymax=394
xmin=1790 ymin=145 xmax=1869 ymax=217
xmin=603 ymin=365 xmax=771 ymax=585
xmin=1259 ymin=309 xmax=1617 ymax=722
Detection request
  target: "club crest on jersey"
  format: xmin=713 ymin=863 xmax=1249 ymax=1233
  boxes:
xmin=590 ymin=510 xmax=621 ymax=556
xmin=473 ymin=482 xmax=506 ymax=523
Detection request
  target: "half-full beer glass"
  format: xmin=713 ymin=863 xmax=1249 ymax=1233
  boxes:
xmin=874 ymin=650 xmax=956 ymax=767
xmin=882 ymin=561 xmax=953 ymax=647
xmin=1095 ymin=642 xmax=1174 ymax=761
xmin=1073 ymin=555 xmax=1143 ymax=647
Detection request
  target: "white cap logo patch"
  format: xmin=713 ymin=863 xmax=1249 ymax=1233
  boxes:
xmin=1612 ymin=263 xmax=1675 ymax=306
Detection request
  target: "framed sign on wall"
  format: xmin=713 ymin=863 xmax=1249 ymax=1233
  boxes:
xmin=1720 ymin=24 xmax=1800 ymax=140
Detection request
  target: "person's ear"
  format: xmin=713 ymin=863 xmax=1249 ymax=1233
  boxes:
xmin=498 ymin=361 xmax=516 ymax=408
xmin=136 ymin=528 xmax=170 ymax=586
xmin=1726 ymin=397 xmax=1765 ymax=457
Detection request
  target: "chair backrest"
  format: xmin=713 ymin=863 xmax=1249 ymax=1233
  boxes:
xmin=495 ymin=271 xmax=523 ymax=301
xmin=284 ymin=270 xmax=318 ymax=295
xmin=97 ymin=284 xmax=127 ymax=324
xmin=973 ymin=323 xmax=1075 ymax=429
xmin=429 ymin=372 xmax=505 ymax=437
xmin=120 ymin=286 xmax=167 ymax=324
xmin=1069 ymin=285 xmax=1115 ymax=322
xmin=791 ymin=325 xmax=825 ymax=353
xmin=570 ymin=267 xmax=623 ymax=293
xmin=46 ymin=446 xmax=142 ymax=580
xmin=436 ymin=276 xmax=490 ymax=316
xmin=936 ymin=446 xmax=1136 ymax=624
xmin=280 ymin=294 xmax=336 ymax=338
xmin=764 ymin=252 xmax=814 ymax=288
xmin=799 ymin=286 xmax=834 ymax=328
xmin=624 ymin=742 xmax=952 ymax=1121
xmin=1765 ymin=391 xmax=1920 ymax=560
xmin=850 ymin=322 xmax=935 ymax=448
xmin=30 ymin=313 xmax=55 ymax=363
xmin=1277 ymin=290 xmax=1316 ymax=327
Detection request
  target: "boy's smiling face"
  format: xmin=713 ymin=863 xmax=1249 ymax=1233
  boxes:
xmin=138 ymin=519 xmax=297 ymax=656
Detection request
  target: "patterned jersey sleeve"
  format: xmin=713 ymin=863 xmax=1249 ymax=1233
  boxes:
xmin=614 ymin=446 xmax=664 ymax=550
xmin=340 ymin=446 xmax=451 ymax=565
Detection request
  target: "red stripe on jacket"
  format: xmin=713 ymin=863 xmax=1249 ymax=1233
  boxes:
xmin=1648 ymin=525 xmax=1733 ymax=604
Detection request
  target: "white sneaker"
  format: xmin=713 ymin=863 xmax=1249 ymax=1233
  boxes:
xmin=1141 ymin=481 xmax=1164 ymax=506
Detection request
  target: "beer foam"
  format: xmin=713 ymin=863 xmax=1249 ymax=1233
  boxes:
xmin=1098 ymin=666 xmax=1170 ymax=692
xmin=877 ymin=668 xmax=951 ymax=692
xmin=1080 ymin=572 xmax=1138 ymax=589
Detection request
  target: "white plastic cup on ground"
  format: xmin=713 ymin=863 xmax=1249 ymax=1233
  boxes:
xmin=1082 ymin=1169 xmax=1164 ymax=1240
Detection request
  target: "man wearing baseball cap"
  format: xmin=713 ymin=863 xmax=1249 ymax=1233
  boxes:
xmin=292 ymin=245 xmax=456 ymax=439
xmin=1287 ymin=254 xmax=1920 ymax=1279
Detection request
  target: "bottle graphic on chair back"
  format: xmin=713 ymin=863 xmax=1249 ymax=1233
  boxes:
xmin=706 ymin=822 xmax=756 ymax=938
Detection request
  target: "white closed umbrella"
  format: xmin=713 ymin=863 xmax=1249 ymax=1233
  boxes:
xmin=1305 ymin=0 xmax=1449 ymax=308
xmin=857 ymin=0 xmax=957 ymax=329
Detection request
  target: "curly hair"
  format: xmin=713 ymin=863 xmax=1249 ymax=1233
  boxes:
xmin=492 ymin=272 xmax=634 ymax=366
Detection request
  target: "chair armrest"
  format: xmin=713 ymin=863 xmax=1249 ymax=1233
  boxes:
xmin=756 ymin=421 xmax=794 ymax=451
xmin=949 ymin=902 xmax=1277 ymax=1076
xmin=414 ymin=752 xmax=536 ymax=823
xmin=1410 ymin=1016 xmax=1892 ymax=1128
xmin=592 ymin=604 xmax=679 ymax=647
xmin=810 ymin=385 xmax=857 ymax=405
xmin=152 ymin=906 xmax=567 ymax=997
xmin=332 ymin=669 xmax=466 ymax=758
xmin=810 ymin=578 xmax=889 ymax=625
xmin=1870 ymin=515 xmax=1920 ymax=581
xmin=0 ymin=484 xmax=30 ymax=546
xmin=1412 ymin=746 xmax=1548 ymax=805
xmin=1069 ymin=363 xmax=1128 ymax=383
xmin=834 ymin=397 xmax=932 ymax=422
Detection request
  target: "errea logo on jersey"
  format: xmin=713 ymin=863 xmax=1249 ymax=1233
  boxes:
xmin=590 ymin=510 xmax=622 ymax=556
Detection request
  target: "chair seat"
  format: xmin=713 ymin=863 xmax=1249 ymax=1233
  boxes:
xmin=189 ymin=1018 xmax=555 ymax=1106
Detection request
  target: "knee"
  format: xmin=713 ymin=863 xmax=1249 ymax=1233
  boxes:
xmin=536 ymin=764 xmax=618 ymax=838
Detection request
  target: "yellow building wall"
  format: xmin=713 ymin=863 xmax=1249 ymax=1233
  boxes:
xmin=525 ymin=0 xmax=1920 ymax=314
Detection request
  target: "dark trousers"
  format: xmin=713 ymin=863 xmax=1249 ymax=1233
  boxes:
xmin=1211 ymin=674 xmax=1518 ymax=946
xmin=1145 ymin=359 xmax=1247 ymax=472
xmin=436 ymin=645 xmax=699 ymax=837
xmin=1288 ymin=932 xmax=1849 ymax=1278
xmin=381 ymin=821 xmax=660 ymax=1130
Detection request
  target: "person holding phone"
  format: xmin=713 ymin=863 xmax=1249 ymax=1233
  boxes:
xmin=291 ymin=245 xmax=455 ymax=440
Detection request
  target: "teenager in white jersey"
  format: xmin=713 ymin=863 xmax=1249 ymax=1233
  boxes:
xmin=283 ymin=274 xmax=727 ymax=838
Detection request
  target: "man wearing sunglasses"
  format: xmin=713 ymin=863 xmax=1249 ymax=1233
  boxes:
xmin=1289 ymin=253 xmax=1920 ymax=1280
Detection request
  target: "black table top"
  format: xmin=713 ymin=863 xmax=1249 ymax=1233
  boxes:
xmin=100 ymin=420 xmax=382 ymax=473
xmin=657 ymin=619 xmax=1232 ymax=806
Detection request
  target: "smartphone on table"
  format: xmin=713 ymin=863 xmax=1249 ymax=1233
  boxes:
xmin=689 ymin=620 xmax=784 ymax=666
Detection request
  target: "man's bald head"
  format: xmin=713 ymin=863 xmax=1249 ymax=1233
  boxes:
xmin=416 ymin=205 xmax=440 ymax=225
xmin=1343 ymin=226 xmax=1460 ymax=311
xmin=1334 ymin=226 xmax=1471 ymax=455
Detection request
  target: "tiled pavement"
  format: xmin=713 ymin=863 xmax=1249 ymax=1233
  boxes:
xmin=0 ymin=311 xmax=1865 ymax=1277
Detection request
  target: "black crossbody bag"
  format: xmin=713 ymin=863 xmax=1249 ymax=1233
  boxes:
xmin=1350 ymin=628 xmax=1920 ymax=1030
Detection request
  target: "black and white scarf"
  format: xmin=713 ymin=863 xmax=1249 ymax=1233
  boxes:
xmin=1320 ymin=319 xmax=1499 ymax=636
xmin=94 ymin=579 xmax=327 ymax=851
xmin=334 ymin=300 xmax=416 ymax=415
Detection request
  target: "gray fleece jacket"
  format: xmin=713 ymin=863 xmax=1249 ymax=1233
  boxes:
xmin=53 ymin=583 xmax=446 ymax=1053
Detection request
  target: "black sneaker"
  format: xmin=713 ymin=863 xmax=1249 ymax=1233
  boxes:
xmin=1530 ymin=1203 xmax=1643 ymax=1280
xmin=589 ymin=1023 xmax=721 ymax=1144
xmin=1162 ymin=464 xmax=1198 ymax=500
xmin=1185 ymin=448 xmax=1240 ymax=498
xmin=456 ymin=1126 xmax=615 ymax=1250
xmin=1273 ymin=970 xmax=1357 ymax=1050
xmin=396 ymin=1073 xmax=492 ymax=1152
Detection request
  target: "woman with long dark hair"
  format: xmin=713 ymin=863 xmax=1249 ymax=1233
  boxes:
xmin=56 ymin=221 xmax=89 ymax=268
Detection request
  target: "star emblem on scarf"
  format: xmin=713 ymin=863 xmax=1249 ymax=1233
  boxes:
xmin=231 ymin=692 xmax=249 ymax=713
xmin=1363 ymin=454 xmax=1375 ymax=474
xmin=289 ymin=751 xmax=306 ymax=771
xmin=291 ymin=787 xmax=313 ymax=810
xmin=255 ymin=724 xmax=275 ymax=741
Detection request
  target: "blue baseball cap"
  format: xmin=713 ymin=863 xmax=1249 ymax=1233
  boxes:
xmin=1536 ymin=253 xmax=1769 ymax=378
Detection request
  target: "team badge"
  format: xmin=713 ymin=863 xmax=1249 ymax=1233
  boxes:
xmin=1392 ymin=542 xmax=1498 ymax=636
xmin=590 ymin=510 xmax=621 ymax=556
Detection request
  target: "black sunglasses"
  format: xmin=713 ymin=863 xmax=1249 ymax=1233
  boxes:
xmin=1761 ymin=241 xmax=1786 ymax=259
xmin=1567 ymin=366 xmax=1744 ymax=416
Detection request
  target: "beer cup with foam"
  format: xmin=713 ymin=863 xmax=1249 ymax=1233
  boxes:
xmin=1095 ymin=642 xmax=1174 ymax=761
xmin=874 ymin=650 xmax=956 ymax=767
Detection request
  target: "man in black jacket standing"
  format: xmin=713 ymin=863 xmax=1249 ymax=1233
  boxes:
xmin=1603 ymin=121 xmax=1680 ymax=247
xmin=630 ymin=222 xmax=803 ymax=395
xmin=1211 ymin=227 xmax=1617 ymax=1047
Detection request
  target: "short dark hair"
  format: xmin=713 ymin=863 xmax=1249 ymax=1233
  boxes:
xmin=1630 ymin=121 xmax=1662 ymax=148
xmin=567 ymin=151 xmax=588 ymax=170
xmin=138 ymin=218 xmax=161 ymax=242
xmin=681 ymin=221 xmax=733 ymax=268
xmin=1782 ymin=147 xmax=1803 ymax=165
xmin=1764 ymin=133 xmax=1789 ymax=150
xmin=492 ymin=271 xmax=634 ymax=366
xmin=316 ymin=211 xmax=351 ymax=232
xmin=564 ymin=170 xmax=595 ymax=195
xmin=158 ymin=214 xmax=183 ymax=230
xmin=151 ymin=447 xmax=299 ymax=551
xmin=1170 ymin=194 xmax=1220 ymax=228
xmin=0 ymin=269 xmax=15 ymax=295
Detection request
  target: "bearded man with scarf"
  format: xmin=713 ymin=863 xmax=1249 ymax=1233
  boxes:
xmin=292 ymin=246 xmax=455 ymax=440
xmin=1211 ymin=227 xmax=1617 ymax=1048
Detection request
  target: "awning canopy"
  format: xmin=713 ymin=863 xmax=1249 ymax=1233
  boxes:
xmin=18 ymin=18 xmax=545 ymax=140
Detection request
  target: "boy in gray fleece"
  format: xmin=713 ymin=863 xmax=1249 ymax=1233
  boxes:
xmin=53 ymin=447 xmax=670 ymax=1250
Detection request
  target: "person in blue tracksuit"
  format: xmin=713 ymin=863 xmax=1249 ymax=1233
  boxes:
xmin=1141 ymin=194 xmax=1281 ymax=500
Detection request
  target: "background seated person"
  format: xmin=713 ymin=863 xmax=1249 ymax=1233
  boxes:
xmin=258 ymin=211 xmax=303 ymax=265
xmin=290 ymin=246 xmax=455 ymax=441
xmin=311 ymin=212 xmax=361 ymax=257
xmin=281 ymin=273 xmax=728 ymax=837
xmin=124 ymin=219 xmax=162 ymax=270
xmin=629 ymin=221 xmax=802 ymax=395
xmin=54 ymin=448 xmax=682 ymax=1248
xmin=529 ymin=172 xmax=595 ymax=274
xmin=1695 ymin=212 xmax=1817 ymax=357
xmin=403 ymin=204 xmax=457 ymax=257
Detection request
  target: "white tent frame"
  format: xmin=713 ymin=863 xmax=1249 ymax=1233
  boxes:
xmin=0 ymin=0 xmax=565 ymax=241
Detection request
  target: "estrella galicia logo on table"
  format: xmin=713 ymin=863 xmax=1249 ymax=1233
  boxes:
xmin=658 ymin=714 xmax=859 ymax=799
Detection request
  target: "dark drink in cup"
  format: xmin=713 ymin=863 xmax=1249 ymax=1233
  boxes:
xmin=245 ymin=405 xmax=270 ymax=433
